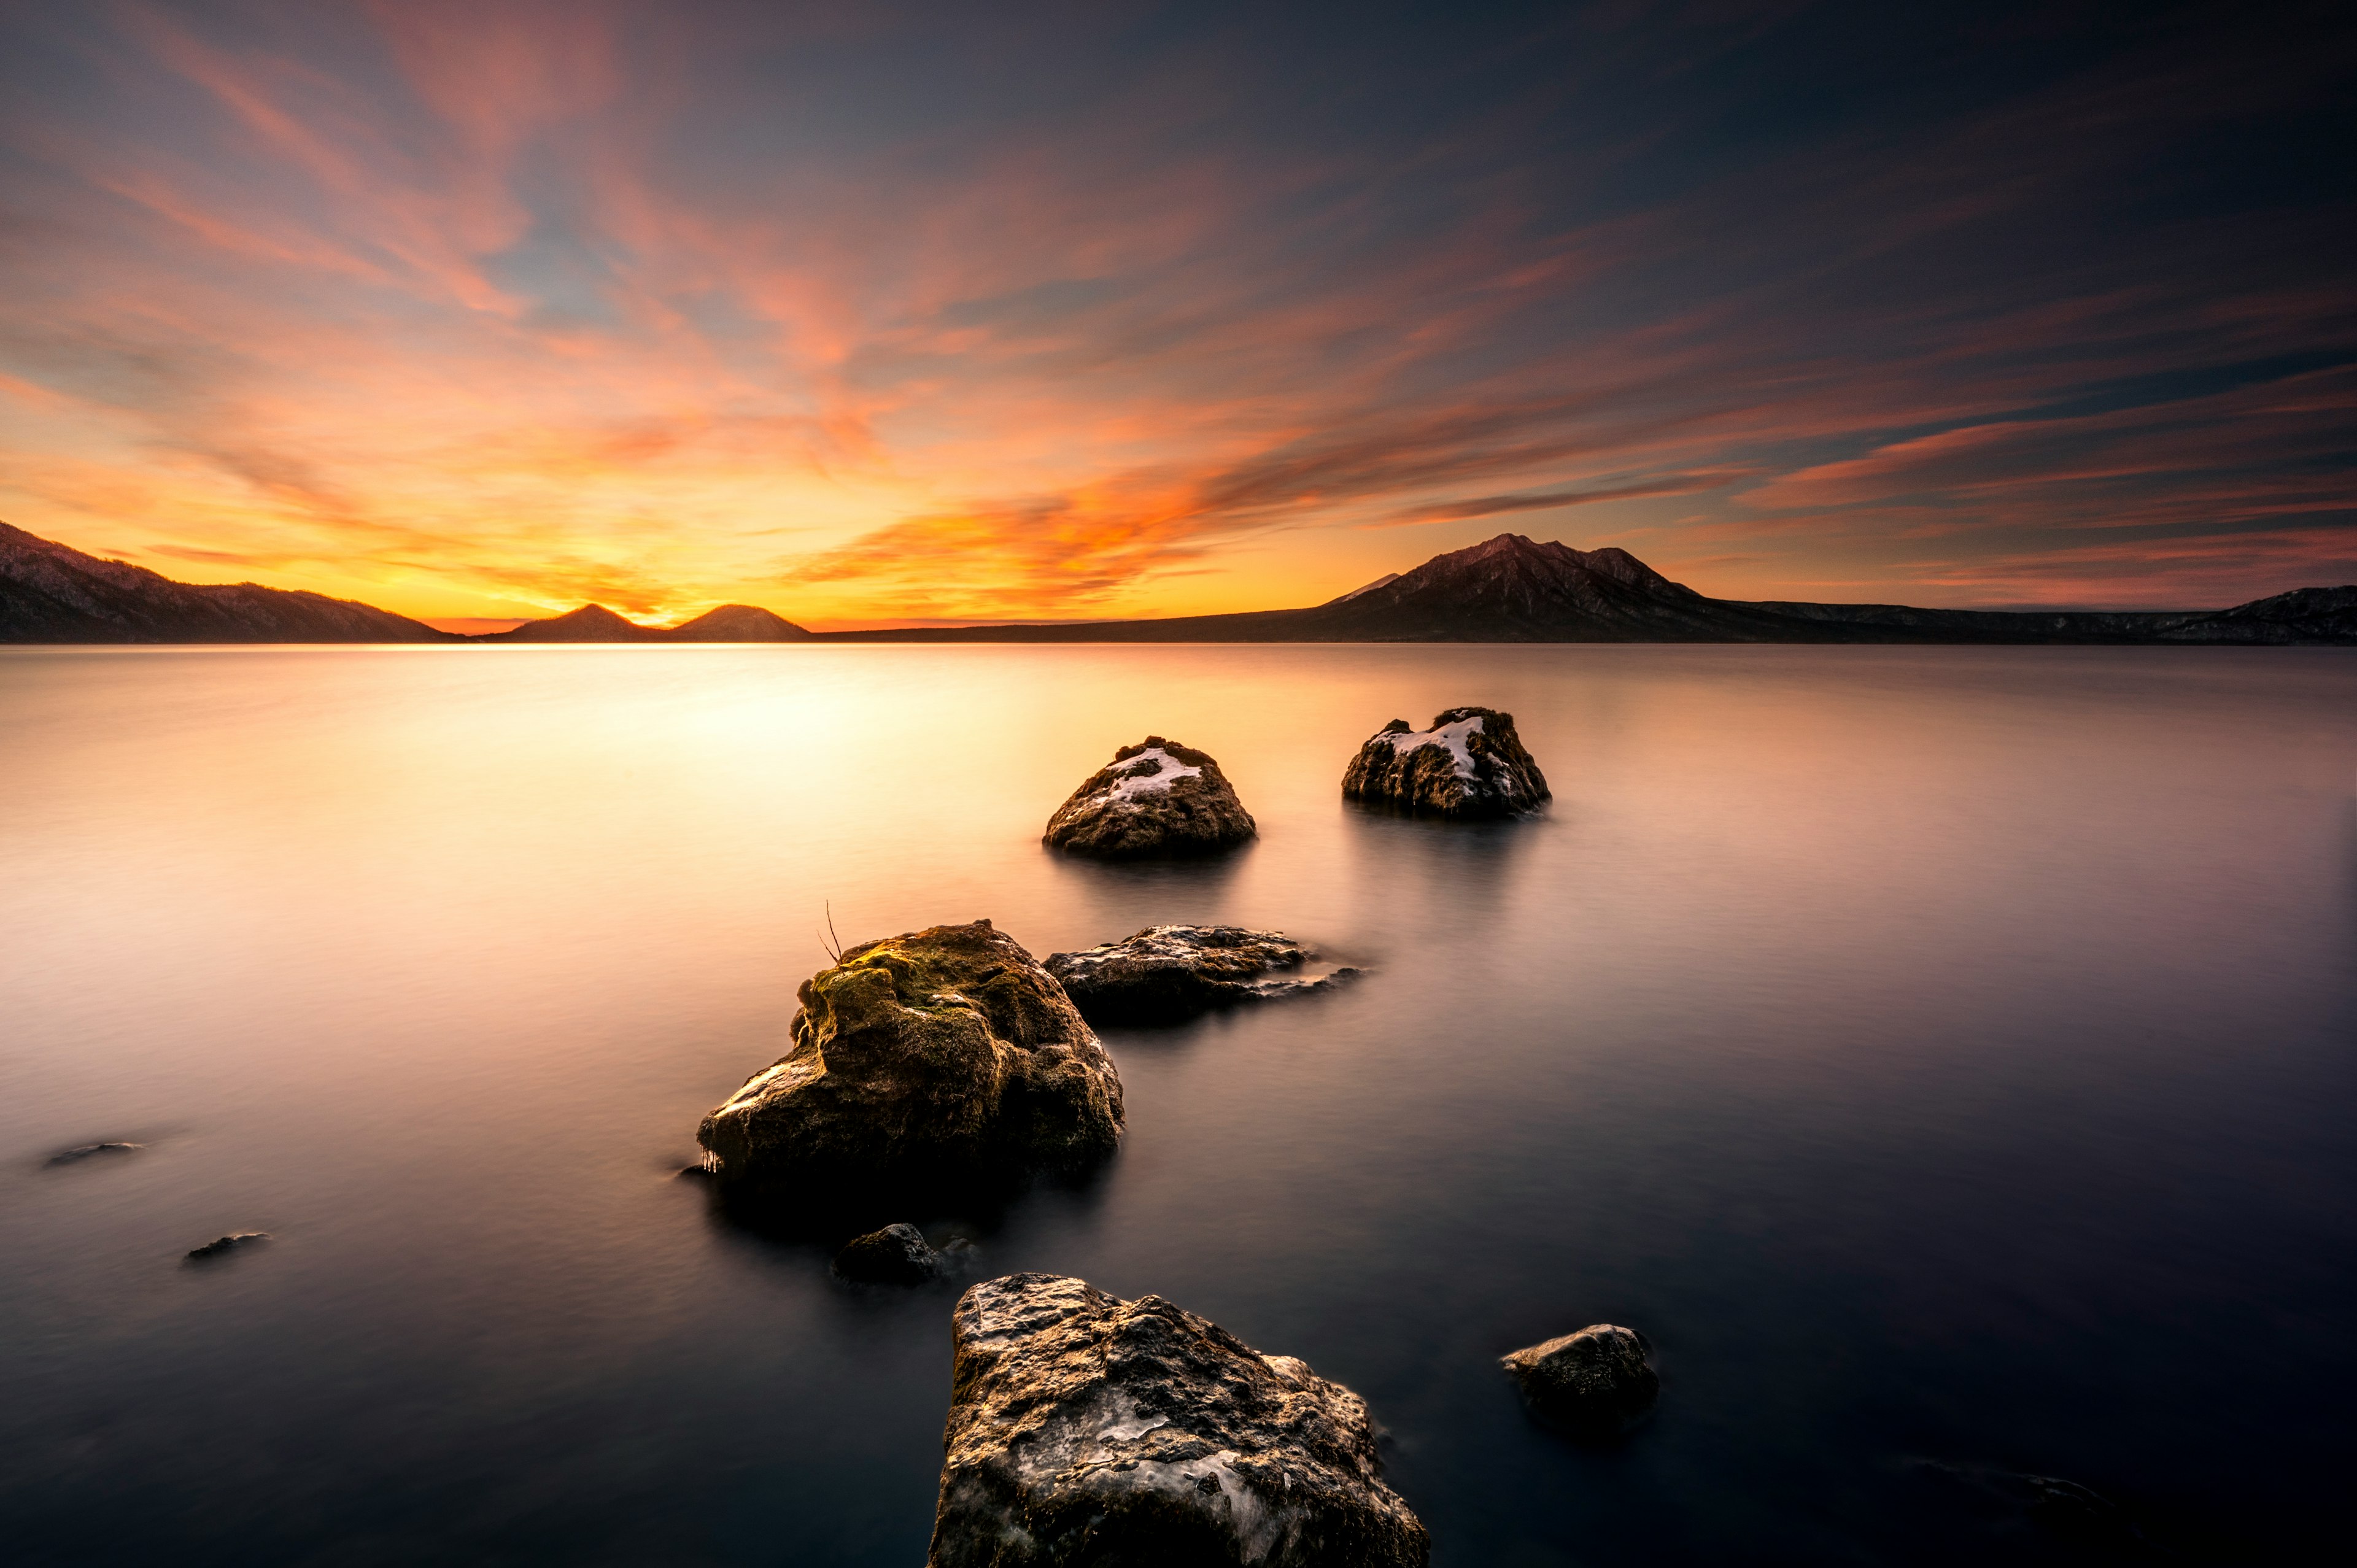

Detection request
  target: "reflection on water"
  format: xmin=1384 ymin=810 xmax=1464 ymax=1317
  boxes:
xmin=1 ymin=644 xmax=2352 ymax=1566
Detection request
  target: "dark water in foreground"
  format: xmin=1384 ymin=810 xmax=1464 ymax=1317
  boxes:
xmin=2 ymin=645 xmax=2352 ymax=1566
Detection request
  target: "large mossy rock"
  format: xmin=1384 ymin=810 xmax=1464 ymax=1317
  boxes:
xmin=1045 ymin=925 xmax=1358 ymax=1026
xmin=1341 ymin=706 xmax=1549 ymax=819
xmin=696 ymin=921 xmax=1124 ymax=1203
xmin=930 ymin=1273 xmax=1429 ymax=1567
xmin=1044 ymin=738 xmax=1256 ymax=859
xmin=1499 ymin=1324 xmax=1658 ymax=1434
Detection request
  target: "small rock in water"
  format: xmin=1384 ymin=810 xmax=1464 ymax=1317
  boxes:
xmin=1499 ymin=1324 xmax=1658 ymax=1433
xmin=834 ymin=1222 xmax=942 ymax=1284
xmin=185 ymin=1232 xmax=271 ymax=1261
xmin=929 ymin=1272 xmax=1428 ymax=1567
xmin=2021 ymin=1473 xmax=2149 ymax=1550
xmin=1342 ymin=706 xmax=1549 ymax=819
xmin=47 ymin=1141 xmax=144 ymax=1165
xmin=1043 ymin=736 xmax=1257 ymax=859
xmin=1046 ymin=925 xmax=1360 ymax=1025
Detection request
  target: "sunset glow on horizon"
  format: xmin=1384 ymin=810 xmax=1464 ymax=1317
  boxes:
xmin=1 ymin=2 xmax=2351 ymax=630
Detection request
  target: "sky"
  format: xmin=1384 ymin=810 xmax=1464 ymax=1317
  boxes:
xmin=0 ymin=1 xmax=2351 ymax=630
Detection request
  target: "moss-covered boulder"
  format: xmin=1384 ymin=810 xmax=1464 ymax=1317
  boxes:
xmin=1342 ymin=706 xmax=1548 ymax=819
xmin=1044 ymin=738 xmax=1256 ymax=859
xmin=697 ymin=921 xmax=1124 ymax=1202
xmin=929 ymin=1273 xmax=1430 ymax=1567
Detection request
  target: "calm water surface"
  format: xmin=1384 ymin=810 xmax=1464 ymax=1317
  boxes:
xmin=2 ymin=645 xmax=2352 ymax=1566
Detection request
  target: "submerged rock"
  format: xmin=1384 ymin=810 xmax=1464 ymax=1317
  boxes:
xmin=185 ymin=1231 xmax=270 ymax=1260
xmin=835 ymin=1222 xmax=943 ymax=1284
xmin=1341 ymin=707 xmax=1549 ymax=819
xmin=1911 ymin=1461 xmax=2162 ymax=1556
xmin=1499 ymin=1324 xmax=1657 ymax=1432
xmin=832 ymin=1226 xmax=978 ymax=1283
xmin=930 ymin=1273 xmax=1428 ymax=1567
xmin=696 ymin=921 xmax=1124 ymax=1203
xmin=1045 ymin=925 xmax=1360 ymax=1026
xmin=47 ymin=1141 xmax=144 ymax=1165
xmin=1044 ymin=738 xmax=1257 ymax=859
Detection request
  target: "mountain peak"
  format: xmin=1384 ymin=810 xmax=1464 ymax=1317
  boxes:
xmin=669 ymin=603 xmax=813 ymax=641
xmin=486 ymin=603 xmax=665 ymax=642
xmin=1292 ymin=534 xmax=1709 ymax=640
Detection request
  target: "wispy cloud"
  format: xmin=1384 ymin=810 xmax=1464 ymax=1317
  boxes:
xmin=1368 ymin=470 xmax=1755 ymax=527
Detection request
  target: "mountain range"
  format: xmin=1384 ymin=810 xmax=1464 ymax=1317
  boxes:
xmin=479 ymin=601 xmax=811 ymax=643
xmin=0 ymin=522 xmax=807 ymax=644
xmin=4 ymin=520 xmax=2352 ymax=646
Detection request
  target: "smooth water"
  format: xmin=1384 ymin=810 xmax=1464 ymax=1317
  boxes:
xmin=1 ymin=644 xmax=2351 ymax=1566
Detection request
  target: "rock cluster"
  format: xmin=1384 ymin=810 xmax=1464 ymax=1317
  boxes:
xmin=1046 ymin=925 xmax=1358 ymax=1026
xmin=1341 ymin=707 xmax=1548 ymax=819
xmin=1044 ymin=738 xmax=1257 ymax=859
xmin=928 ymin=1273 xmax=1429 ymax=1567
xmin=697 ymin=921 xmax=1124 ymax=1203
xmin=1498 ymin=1324 xmax=1658 ymax=1433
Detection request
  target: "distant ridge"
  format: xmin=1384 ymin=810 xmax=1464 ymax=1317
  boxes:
xmin=4 ymin=521 xmax=2350 ymax=645
xmin=481 ymin=601 xmax=813 ymax=642
xmin=820 ymin=533 xmax=2357 ymax=645
xmin=0 ymin=520 xmax=449 ymax=643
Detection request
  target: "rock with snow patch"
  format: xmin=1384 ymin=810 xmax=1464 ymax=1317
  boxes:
xmin=1499 ymin=1324 xmax=1657 ymax=1432
xmin=1043 ymin=738 xmax=1256 ymax=859
xmin=928 ymin=1273 xmax=1429 ymax=1567
xmin=696 ymin=921 xmax=1124 ymax=1207
xmin=835 ymin=1222 xmax=944 ymax=1284
xmin=1341 ymin=706 xmax=1548 ymax=819
xmin=1045 ymin=925 xmax=1360 ymax=1026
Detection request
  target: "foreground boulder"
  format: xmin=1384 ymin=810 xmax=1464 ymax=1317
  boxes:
xmin=1044 ymin=738 xmax=1256 ymax=859
xmin=1341 ymin=707 xmax=1548 ymax=819
xmin=697 ymin=921 xmax=1124 ymax=1204
xmin=1045 ymin=925 xmax=1361 ymax=1026
xmin=931 ymin=1273 xmax=1428 ymax=1567
xmin=1499 ymin=1324 xmax=1657 ymax=1433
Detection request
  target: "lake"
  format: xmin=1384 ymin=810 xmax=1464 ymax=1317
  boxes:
xmin=2 ymin=644 xmax=2351 ymax=1565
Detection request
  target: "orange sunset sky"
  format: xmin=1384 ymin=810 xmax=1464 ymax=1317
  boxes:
xmin=1 ymin=2 xmax=2351 ymax=630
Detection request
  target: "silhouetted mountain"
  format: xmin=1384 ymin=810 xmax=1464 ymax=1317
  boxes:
xmin=480 ymin=604 xmax=666 ymax=643
xmin=668 ymin=604 xmax=813 ymax=641
xmin=821 ymin=533 xmax=2357 ymax=644
xmin=1289 ymin=535 xmax=1743 ymax=639
xmin=1 ymin=520 xmax=451 ymax=643
xmin=2175 ymin=584 xmax=2357 ymax=643
xmin=479 ymin=601 xmax=813 ymax=641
